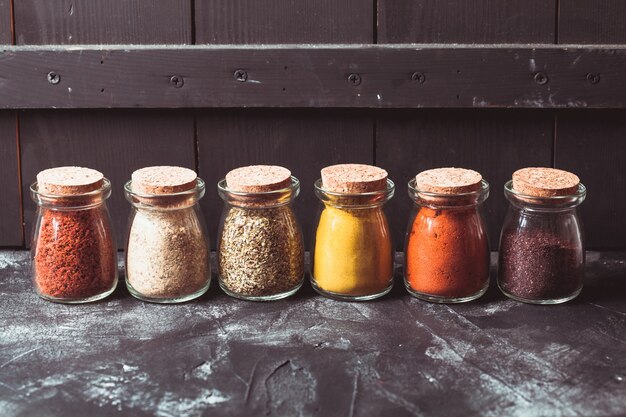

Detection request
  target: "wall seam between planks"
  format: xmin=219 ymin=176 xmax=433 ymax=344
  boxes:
xmin=193 ymin=116 xmax=200 ymax=175
xmin=190 ymin=0 xmax=196 ymax=45
xmin=9 ymin=0 xmax=15 ymax=44
xmin=373 ymin=0 xmax=378 ymax=44
xmin=554 ymin=0 xmax=560 ymax=44
xmin=15 ymin=112 xmax=24 ymax=247
xmin=552 ymin=113 xmax=558 ymax=168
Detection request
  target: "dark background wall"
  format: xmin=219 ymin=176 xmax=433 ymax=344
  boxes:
xmin=1 ymin=0 xmax=625 ymax=250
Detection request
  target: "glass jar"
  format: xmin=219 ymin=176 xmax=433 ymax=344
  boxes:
xmin=217 ymin=176 xmax=304 ymax=301
xmin=30 ymin=168 xmax=118 ymax=303
xmin=125 ymin=167 xmax=210 ymax=303
xmin=498 ymin=180 xmax=586 ymax=304
xmin=311 ymin=178 xmax=395 ymax=301
xmin=404 ymin=177 xmax=490 ymax=303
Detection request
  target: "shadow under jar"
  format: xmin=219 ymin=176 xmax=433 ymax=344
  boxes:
xmin=498 ymin=167 xmax=586 ymax=304
xmin=217 ymin=165 xmax=304 ymax=301
xmin=125 ymin=166 xmax=211 ymax=303
xmin=311 ymin=164 xmax=394 ymax=301
xmin=31 ymin=167 xmax=118 ymax=303
xmin=404 ymin=168 xmax=490 ymax=303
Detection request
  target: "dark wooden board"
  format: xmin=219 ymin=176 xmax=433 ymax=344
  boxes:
xmin=555 ymin=110 xmax=626 ymax=251
xmin=195 ymin=0 xmax=373 ymax=44
xmin=559 ymin=1 xmax=626 ymax=44
xmin=0 ymin=0 xmax=11 ymax=45
xmin=13 ymin=0 xmax=191 ymax=45
xmin=1 ymin=46 xmax=626 ymax=109
xmin=1 ymin=250 xmax=625 ymax=416
xmin=0 ymin=112 xmax=22 ymax=246
xmin=376 ymin=110 xmax=554 ymax=249
xmin=19 ymin=110 xmax=195 ymax=249
xmin=196 ymin=109 xmax=374 ymax=249
xmin=378 ymin=0 xmax=556 ymax=43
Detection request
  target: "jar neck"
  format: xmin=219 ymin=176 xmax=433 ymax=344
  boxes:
xmin=407 ymin=178 xmax=489 ymax=209
xmin=314 ymin=178 xmax=394 ymax=209
xmin=504 ymin=180 xmax=586 ymax=212
xmin=218 ymin=176 xmax=300 ymax=209
xmin=31 ymin=178 xmax=112 ymax=210
xmin=125 ymin=178 xmax=205 ymax=210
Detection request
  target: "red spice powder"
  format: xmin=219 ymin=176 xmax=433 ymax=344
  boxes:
xmin=406 ymin=207 xmax=489 ymax=298
xmin=34 ymin=206 xmax=116 ymax=299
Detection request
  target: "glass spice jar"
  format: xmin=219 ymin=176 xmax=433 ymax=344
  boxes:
xmin=217 ymin=165 xmax=304 ymax=301
xmin=125 ymin=166 xmax=211 ymax=303
xmin=31 ymin=166 xmax=118 ymax=303
xmin=498 ymin=167 xmax=586 ymax=304
xmin=404 ymin=168 xmax=490 ymax=303
xmin=311 ymin=164 xmax=394 ymax=301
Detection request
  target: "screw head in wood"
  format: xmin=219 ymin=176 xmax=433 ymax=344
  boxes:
xmin=234 ymin=69 xmax=248 ymax=82
xmin=47 ymin=72 xmax=61 ymax=85
xmin=348 ymin=73 xmax=362 ymax=86
xmin=170 ymin=75 xmax=184 ymax=88
xmin=586 ymin=73 xmax=601 ymax=85
xmin=534 ymin=71 xmax=549 ymax=85
xmin=411 ymin=71 xmax=425 ymax=84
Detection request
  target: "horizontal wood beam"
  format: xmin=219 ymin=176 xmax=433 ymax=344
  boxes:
xmin=1 ymin=45 xmax=625 ymax=109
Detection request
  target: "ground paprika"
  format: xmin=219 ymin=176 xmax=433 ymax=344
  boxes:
xmin=404 ymin=168 xmax=490 ymax=302
xmin=31 ymin=167 xmax=117 ymax=303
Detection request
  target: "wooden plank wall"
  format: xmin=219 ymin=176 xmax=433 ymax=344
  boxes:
xmin=1 ymin=0 xmax=625 ymax=251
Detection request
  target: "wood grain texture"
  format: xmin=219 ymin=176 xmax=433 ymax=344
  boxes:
xmin=555 ymin=110 xmax=626 ymax=250
xmin=0 ymin=112 xmax=22 ymax=246
xmin=196 ymin=109 xmax=374 ymax=248
xmin=1 ymin=250 xmax=625 ymax=416
xmin=14 ymin=0 xmax=191 ymax=45
xmin=559 ymin=0 xmax=626 ymax=44
xmin=1 ymin=46 xmax=626 ymax=109
xmin=378 ymin=0 xmax=556 ymax=43
xmin=19 ymin=110 xmax=195 ymax=249
xmin=0 ymin=0 xmax=11 ymax=45
xmin=376 ymin=110 xmax=554 ymax=249
xmin=195 ymin=0 xmax=373 ymax=44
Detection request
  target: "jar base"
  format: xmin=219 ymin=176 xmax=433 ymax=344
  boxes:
xmin=126 ymin=280 xmax=210 ymax=304
xmin=37 ymin=280 xmax=118 ymax=304
xmin=311 ymin=279 xmax=393 ymax=301
xmin=405 ymin=281 xmax=488 ymax=304
xmin=498 ymin=284 xmax=582 ymax=305
xmin=219 ymin=280 xmax=302 ymax=301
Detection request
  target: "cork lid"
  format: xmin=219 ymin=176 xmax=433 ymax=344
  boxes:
xmin=415 ymin=168 xmax=482 ymax=194
xmin=226 ymin=165 xmax=292 ymax=193
xmin=131 ymin=166 xmax=197 ymax=195
xmin=321 ymin=164 xmax=388 ymax=193
xmin=37 ymin=166 xmax=104 ymax=195
xmin=512 ymin=167 xmax=580 ymax=197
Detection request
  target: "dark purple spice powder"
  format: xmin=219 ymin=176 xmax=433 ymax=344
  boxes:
xmin=499 ymin=228 xmax=584 ymax=301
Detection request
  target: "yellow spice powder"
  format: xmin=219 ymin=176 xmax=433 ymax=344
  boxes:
xmin=313 ymin=206 xmax=393 ymax=296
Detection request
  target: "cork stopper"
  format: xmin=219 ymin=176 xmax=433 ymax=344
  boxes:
xmin=37 ymin=166 xmax=104 ymax=195
xmin=512 ymin=167 xmax=580 ymax=197
xmin=415 ymin=168 xmax=482 ymax=194
xmin=131 ymin=166 xmax=197 ymax=195
xmin=321 ymin=164 xmax=388 ymax=193
xmin=226 ymin=165 xmax=292 ymax=193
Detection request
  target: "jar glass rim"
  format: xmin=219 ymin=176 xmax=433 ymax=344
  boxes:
xmin=408 ymin=178 xmax=489 ymax=208
xmin=314 ymin=178 xmax=395 ymax=208
xmin=504 ymin=180 xmax=587 ymax=209
xmin=31 ymin=178 xmax=112 ymax=209
xmin=218 ymin=176 xmax=300 ymax=208
xmin=218 ymin=175 xmax=300 ymax=197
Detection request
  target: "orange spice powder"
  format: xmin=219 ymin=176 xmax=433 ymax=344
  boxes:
xmin=405 ymin=206 xmax=489 ymax=298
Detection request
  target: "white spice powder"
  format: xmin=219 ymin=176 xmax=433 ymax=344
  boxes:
xmin=126 ymin=208 xmax=210 ymax=299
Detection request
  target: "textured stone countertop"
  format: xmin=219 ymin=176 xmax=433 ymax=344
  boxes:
xmin=1 ymin=251 xmax=625 ymax=417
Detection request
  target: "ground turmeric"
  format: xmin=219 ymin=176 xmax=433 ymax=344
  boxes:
xmin=311 ymin=164 xmax=394 ymax=300
xmin=313 ymin=206 xmax=393 ymax=296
